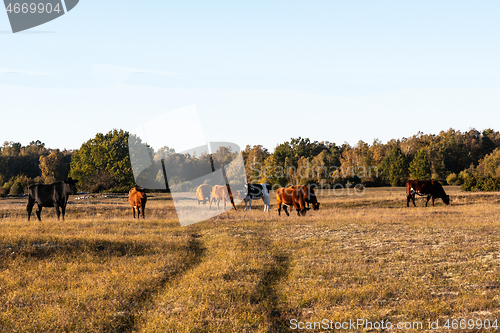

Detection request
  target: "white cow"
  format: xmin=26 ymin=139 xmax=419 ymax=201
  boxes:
xmin=244 ymin=183 xmax=272 ymax=212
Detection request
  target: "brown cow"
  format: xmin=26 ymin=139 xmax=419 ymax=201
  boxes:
xmin=406 ymin=180 xmax=450 ymax=207
xmin=209 ymin=185 xmax=237 ymax=211
xmin=196 ymin=184 xmax=211 ymax=204
xmin=276 ymin=185 xmax=320 ymax=216
xmin=128 ymin=186 xmax=147 ymax=218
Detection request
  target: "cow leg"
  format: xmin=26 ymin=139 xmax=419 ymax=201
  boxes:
xmin=409 ymin=194 xmax=416 ymax=207
xmin=209 ymin=197 xmax=214 ymax=209
xmin=132 ymin=207 xmax=136 ymax=218
xmin=431 ymin=196 xmax=435 ymax=207
xmin=141 ymin=205 xmax=146 ymax=219
xmin=407 ymin=194 xmax=416 ymax=207
xmin=277 ymin=202 xmax=282 ymax=216
xmin=292 ymin=202 xmax=302 ymax=216
xmin=425 ymin=195 xmax=431 ymax=207
xmin=61 ymin=205 xmax=66 ymax=221
xmin=36 ymin=204 xmax=43 ymax=221
xmin=283 ymin=205 xmax=290 ymax=216
xmin=27 ymin=197 xmax=35 ymax=221
xmin=55 ymin=205 xmax=61 ymax=221
xmin=248 ymin=198 xmax=253 ymax=211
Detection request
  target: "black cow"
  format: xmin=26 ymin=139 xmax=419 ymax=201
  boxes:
xmin=27 ymin=178 xmax=78 ymax=221
xmin=243 ymin=183 xmax=272 ymax=211
xmin=406 ymin=179 xmax=450 ymax=207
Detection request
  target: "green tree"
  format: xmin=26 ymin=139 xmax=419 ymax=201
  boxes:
xmin=69 ymin=129 xmax=134 ymax=192
xmin=409 ymin=148 xmax=431 ymax=180
xmin=380 ymin=147 xmax=409 ymax=186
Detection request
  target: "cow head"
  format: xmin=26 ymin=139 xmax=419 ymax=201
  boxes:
xmin=233 ymin=190 xmax=244 ymax=200
xmin=135 ymin=185 xmax=145 ymax=192
xmin=64 ymin=177 xmax=79 ymax=194
xmin=300 ymin=207 xmax=311 ymax=216
xmin=304 ymin=187 xmax=320 ymax=211
xmin=442 ymin=194 xmax=450 ymax=205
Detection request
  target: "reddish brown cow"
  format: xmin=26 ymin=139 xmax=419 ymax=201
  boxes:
xmin=196 ymin=184 xmax=211 ymax=204
xmin=209 ymin=185 xmax=237 ymax=211
xmin=276 ymin=185 xmax=320 ymax=216
xmin=406 ymin=180 xmax=450 ymax=207
xmin=128 ymin=186 xmax=147 ymax=218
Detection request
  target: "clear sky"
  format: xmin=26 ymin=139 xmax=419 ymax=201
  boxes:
xmin=1 ymin=1 xmax=499 ymax=152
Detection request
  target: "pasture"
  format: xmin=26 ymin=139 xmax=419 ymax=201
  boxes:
xmin=0 ymin=187 xmax=499 ymax=332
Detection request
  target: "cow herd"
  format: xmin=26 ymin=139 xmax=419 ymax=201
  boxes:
xmin=25 ymin=178 xmax=450 ymax=221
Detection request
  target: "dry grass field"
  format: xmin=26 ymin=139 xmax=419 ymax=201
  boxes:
xmin=0 ymin=186 xmax=499 ymax=332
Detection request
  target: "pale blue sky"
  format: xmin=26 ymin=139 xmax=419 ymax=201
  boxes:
xmin=1 ymin=1 xmax=499 ymax=151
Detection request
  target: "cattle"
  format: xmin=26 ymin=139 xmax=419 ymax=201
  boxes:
xmin=209 ymin=185 xmax=237 ymax=211
xmin=27 ymin=178 xmax=78 ymax=221
xmin=276 ymin=185 xmax=320 ymax=216
xmin=303 ymin=186 xmax=320 ymax=211
xmin=243 ymin=183 xmax=272 ymax=212
xmin=196 ymin=184 xmax=211 ymax=204
xmin=129 ymin=186 xmax=147 ymax=218
xmin=406 ymin=180 xmax=450 ymax=207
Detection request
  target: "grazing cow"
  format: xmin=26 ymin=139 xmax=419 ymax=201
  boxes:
xmin=276 ymin=185 xmax=320 ymax=216
xmin=303 ymin=186 xmax=320 ymax=211
xmin=209 ymin=185 xmax=237 ymax=211
xmin=196 ymin=184 xmax=211 ymax=204
xmin=129 ymin=186 xmax=147 ymax=218
xmin=406 ymin=180 xmax=450 ymax=207
xmin=243 ymin=183 xmax=272 ymax=212
xmin=27 ymin=178 xmax=78 ymax=221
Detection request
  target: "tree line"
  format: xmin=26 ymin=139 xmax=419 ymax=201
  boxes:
xmin=1 ymin=128 xmax=500 ymax=196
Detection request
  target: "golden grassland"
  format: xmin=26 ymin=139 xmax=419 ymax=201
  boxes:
xmin=0 ymin=187 xmax=499 ymax=332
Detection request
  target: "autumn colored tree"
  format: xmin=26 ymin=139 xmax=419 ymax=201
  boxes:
xmin=259 ymin=155 xmax=286 ymax=186
xmin=39 ymin=149 xmax=67 ymax=183
xmin=242 ymin=145 xmax=269 ymax=183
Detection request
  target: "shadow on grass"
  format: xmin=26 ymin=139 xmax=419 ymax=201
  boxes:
xmin=1 ymin=239 xmax=164 ymax=259
xmin=0 ymin=235 xmax=206 ymax=332
xmin=252 ymin=252 xmax=293 ymax=333
xmin=231 ymin=233 xmax=296 ymax=333
xmin=105 ymin=235 xmax=206 ymax=332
